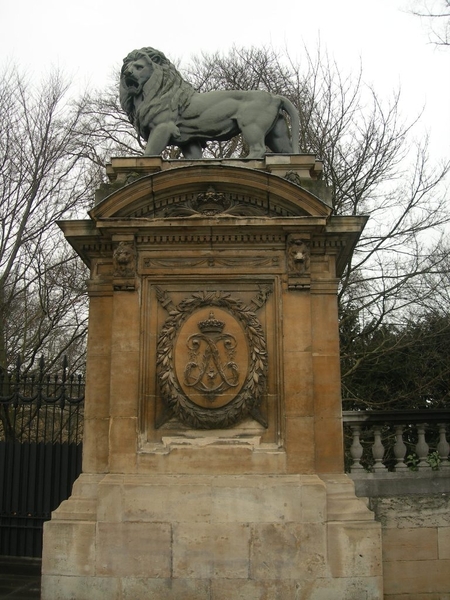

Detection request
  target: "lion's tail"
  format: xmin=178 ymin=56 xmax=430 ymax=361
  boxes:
xmin=279 ymin=97 xmax=300 ymax=154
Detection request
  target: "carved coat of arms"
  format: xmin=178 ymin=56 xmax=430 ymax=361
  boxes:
xmin=155 ymin=289 xmax=269 ymax=429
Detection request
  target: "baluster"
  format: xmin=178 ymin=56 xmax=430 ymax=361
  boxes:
xmin=393 ymin=425 xmax=408 ymax=470
xmin=415 ymin=424 xmax=430 ymax=470
xmin=349 ymin=425 xmax=364 ymax=471
xmin=437 ymin=423 xmax=450 ymax=468
xmin=372 ymin=426 xmax=387 ymax=471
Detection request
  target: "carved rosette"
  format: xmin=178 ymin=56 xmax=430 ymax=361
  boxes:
xmin=155 ymin=289 xmax=269 ymax=429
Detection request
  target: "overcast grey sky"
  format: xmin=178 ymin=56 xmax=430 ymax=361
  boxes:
xmin=1 ymin=0 xmax=449 ymax=160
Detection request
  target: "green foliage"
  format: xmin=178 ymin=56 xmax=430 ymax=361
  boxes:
xmin=406 ymin=453 xmax=419 ymax=471
xmin=427 ymin=450 xmax=442 ymax=470
xmin=406 ymin=451 xmax=442 ymax=471
xmin=341 ymin=312 xmax=450 ymax=410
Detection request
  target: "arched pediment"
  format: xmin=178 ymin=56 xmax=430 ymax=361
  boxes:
xmin=89 ymin=163 xmax=331 ymax=221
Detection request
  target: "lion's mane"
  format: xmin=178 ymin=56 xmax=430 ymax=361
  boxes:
xmin=120 ymin=47 xmax=195 ymax=141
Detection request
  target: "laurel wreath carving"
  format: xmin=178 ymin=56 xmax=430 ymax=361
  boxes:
xmin=156 ymin=289 xmax=268 ymax=429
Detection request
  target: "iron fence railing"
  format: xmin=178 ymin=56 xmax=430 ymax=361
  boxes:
xmin=0 ymin=356 xmax=85 ymax=444
xmin=0 ymin=357 xmax=84 ymax=557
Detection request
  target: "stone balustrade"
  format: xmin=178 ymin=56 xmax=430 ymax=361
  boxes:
xmin=343 ymin=410 xmax=450 ymax=474
xmin=343 ymin=409 xmax=450 ymax=598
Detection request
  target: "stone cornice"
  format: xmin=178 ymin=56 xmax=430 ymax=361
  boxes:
xmin=91 ymin=160 xmax=332 ymax=221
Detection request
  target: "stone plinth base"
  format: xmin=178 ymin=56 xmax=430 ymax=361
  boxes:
xmin=42 ymin=473 xmax=383 ymax=599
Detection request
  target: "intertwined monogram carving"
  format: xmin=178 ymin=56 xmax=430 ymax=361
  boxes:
xmin=184 ymin=312 xmax=239 ymax=403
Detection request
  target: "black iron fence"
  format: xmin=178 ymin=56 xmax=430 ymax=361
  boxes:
xmin=0 ymin=357 xmax=84 ymax=557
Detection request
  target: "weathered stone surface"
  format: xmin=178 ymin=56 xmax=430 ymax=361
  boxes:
xmin=383 ymin=559 xmax=450 ymax=595
xmin=96 ymin=478 xmax=123 ymax=522
xmin=109 ymin=417 xmax=138 ymax=473
xmin=296 ymin=576 xmax=384 ymax=600
xmin=314 ymin=417 xmax=345 ymax=473
xmin=82 ymin=417 xmax=110 ymax=473
xmin=300 ymin=476 xmax=328 ymax=523
xmin=123 ymin=481 xmax=212 ymax=523
xmin=250 ymin=523 xmax=327 ymax=579
xmin=84 ymin=355 xmax=111 ymax=419
xmin=137 ymin=443 xmax=285 ymax=475
xmin=311 ymin=355 xmax=342 ymax=418
xmin=95 ymin=473 xmax=329 ymax=525
xmin=210 ymin=476 xmax=303 ymax=523
xmin=438 ymin=526 xmax=450 ymax=559
xmin=211 ymin=577 xmax=384 ymax=600
xmin=384 ymin=595 xmax=450 ymax=600
xmin=352 ymin=471 xmax=450 ymax=497
xmin=382 ymin=527 xmax=438 ymax=561
xmin=280 ymin=292 xmax=312 ymax=352
xmin=370 ymin=494 xmax=450 ymax=528
xmin=173 ymin=522 xmax=251 ymax=578
xmin=41 ymin=575 xmax=120 ymax=600
xmin=96 ymin=522 xmax=172 ymax=577
xmin=321 ymin=474 xmax=376 ymax=522
xmin=283 ymin=350 xmax=314 ymax=417
xmin=41 ymin=473 xmax=384 ymax=598
xmin=110 ymin=292 xmax=140 ymax=353
xmin=327 ymin=521 xmax=382 ymax=578
xmin=109 ymin=350 xmax=140 ymax=417
xmin=42 ymin=521 xmax=96 ymax=576
xmin=122 ymin=578 xmax=211 ymax=600
xmin=285 ymin=416 xmax=315 ymax=473
xmin=367 ymin=493 xmax=450 ymax=598
xmin=210 ymin=578 xmax=298 ymax=600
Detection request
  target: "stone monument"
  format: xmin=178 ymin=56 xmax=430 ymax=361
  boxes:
xmin=41 ymin=49 xmax=383 ymax=600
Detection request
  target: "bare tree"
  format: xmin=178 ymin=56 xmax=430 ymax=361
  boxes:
xmin=76 ymin=77 xmax=144 ymax=164
xmin=0 ymin=65 xmax=98 ymax=371
xmin=183 ymin=47 xmax=450 ymax=407
xmin=70 ymin=46 xmax=450 ymax=408
xmin=410 ymin=0 xmax=450 ymax=45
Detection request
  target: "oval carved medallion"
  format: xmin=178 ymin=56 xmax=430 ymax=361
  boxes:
xmin=156 ymin=291 xmax=268 ymax=429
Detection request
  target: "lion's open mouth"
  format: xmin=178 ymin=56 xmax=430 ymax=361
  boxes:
xmin=125 ymin=76 xmax=139 ymax=89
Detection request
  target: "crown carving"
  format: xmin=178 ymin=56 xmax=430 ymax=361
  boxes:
xmin=193 ymin=186 xmax=231 ymax=214
xmin=198 ymin=311 xmax=225 ymax=334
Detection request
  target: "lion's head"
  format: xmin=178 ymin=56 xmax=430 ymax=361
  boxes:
xmin=113 ymin=241 xmax=136 ymax=277
xmin=120 ymin=47 xmax=195 ymax=142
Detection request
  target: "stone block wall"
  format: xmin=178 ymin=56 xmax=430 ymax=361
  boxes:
xmin=370 ymin=492 xmax=450 ymax=598
xmin=42 ymin=473 xmax=383 ymax=600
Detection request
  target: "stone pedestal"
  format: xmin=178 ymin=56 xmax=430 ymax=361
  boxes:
xmin=42 ymin=156 xmax=383 ymax=599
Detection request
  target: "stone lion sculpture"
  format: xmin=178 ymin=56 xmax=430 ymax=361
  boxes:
xmin=120 ymin=47 xmax=300 ymax=159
